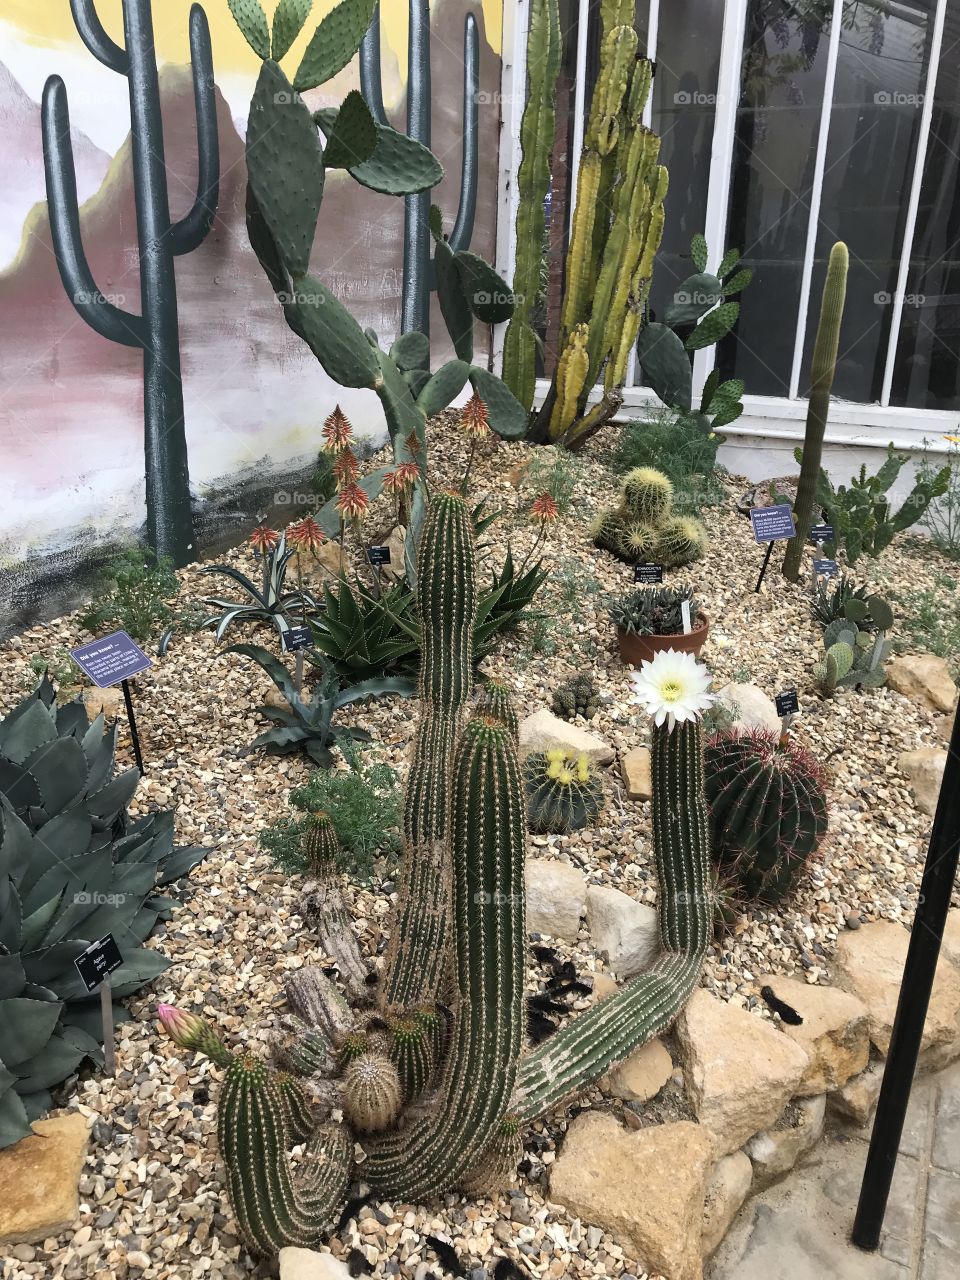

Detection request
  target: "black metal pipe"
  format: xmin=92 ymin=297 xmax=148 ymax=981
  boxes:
xmin=121 ymin=678 xmax=146 ymax=776
xmin=852 ymin=698 xmax=960 ymax=1250
xmin=754 ymin=539 xmax=775 ymax=592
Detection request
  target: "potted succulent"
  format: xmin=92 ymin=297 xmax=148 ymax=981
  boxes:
xmin=610 ymin=585 xmax=709 ymax=666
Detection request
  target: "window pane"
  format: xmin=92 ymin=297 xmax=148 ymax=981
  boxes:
xmin=720 ymin=1 xmax=838 ymax=396
xmin=891 ymin=2 xmax=960 ymax=409
xmin=801 ymin=1 xmax=934 ymax=404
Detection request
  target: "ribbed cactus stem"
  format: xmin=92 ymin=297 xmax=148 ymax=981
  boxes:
xmin=502 ymin=0 xmax=562 ymax=410
xmin=217 ymin=1054 xmax=350 ymax=1255
xmin=477 ymin=680 xmax=520 ymax=741
xmin=361 ymin=714 xmax=527 ymax=1200
xmin=381 ymin=494 xmax=477 ymax=1009
xmin=783 ymin=242 xmax=849 ymax=580
xmin=303 ymin=811 xmax=341 ymax=880
xmin=511 ymin=719 xmax=711 ymax=1123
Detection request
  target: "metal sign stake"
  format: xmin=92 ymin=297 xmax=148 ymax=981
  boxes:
xmin=100 ymin=979 xmax=116 ymax=1076
xmin=121 ymin=678 xmax=145 ymax=775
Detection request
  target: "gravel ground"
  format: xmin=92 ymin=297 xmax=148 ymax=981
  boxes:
xmin=1 ymin=414 xmax=956 ymax=1280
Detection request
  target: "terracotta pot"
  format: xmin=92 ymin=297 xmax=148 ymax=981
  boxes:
xmin=616 ymin=614 xmax=710 ymax=667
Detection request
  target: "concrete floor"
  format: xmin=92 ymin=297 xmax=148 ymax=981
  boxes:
xmin=708 ymin=1062 xmax=960 ymax=1280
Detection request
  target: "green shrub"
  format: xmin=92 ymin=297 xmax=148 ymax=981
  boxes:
xmin=613 ymin=407 xmax=727 ymax=515
xmin=917 ymin=438 xmax=960 ymax=558
xmin=81 ymin=548 xmax=179 ymax=643
xmin=259 ymin=746 xmax=403 ymax=882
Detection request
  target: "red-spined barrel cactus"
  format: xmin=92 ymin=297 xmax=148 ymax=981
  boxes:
xmin=704 ymin=730 xmax=829 ymax=904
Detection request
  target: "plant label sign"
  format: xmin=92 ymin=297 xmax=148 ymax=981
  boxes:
xmin=750 ymin=504 xmax=797 ymax=544
xmin=634 ymin=563 xmax=664 ymax=584
xmin=368 ymin=546 xmax=392 ymax=568
xmin=74 ymin=934 xmax=124 ymax=995
xmin=813 ymin=558 xmax=840 ymax=580
xmin=681 ymin=600 xmax=693 ymax=634
xmin=282 ymin=626 xmax=313 ymax=653
xmin=70 ymin=632 xmax=152 ymax=688
xmin=810 ymin=523 xmax=835 ymax=544
xmin=775 ymin=689 xmax=800 ymax=717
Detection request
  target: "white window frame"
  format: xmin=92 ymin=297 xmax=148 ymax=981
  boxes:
xmin=495 ymin=0 xmax=957 ymax=458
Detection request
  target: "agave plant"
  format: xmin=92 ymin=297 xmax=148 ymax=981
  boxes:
xmin=201 ymin=533 xmax=319 ymax=642
xmin=307 ymin=578 xmax=421 ymax=681
xmin=227 ymin=645 xmax=416 ymax=768
xmin=0 ymin=678 xmax=206 ymax=1147
xmin=475 ymin=550 xmax=550 ymax=659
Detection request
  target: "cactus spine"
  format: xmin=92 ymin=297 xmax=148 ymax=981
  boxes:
xmin=525 ymin=749 xmax=604 ymax=834
xmin=502 ymin=0 xmax=562 ymax=410
xmin=704 ymin=730 xmax=829 ymax=904
xmin=783 ymin=242 xmax=849 ymax=580
xmin=360 ymin=0 xmax=479 ymax=343
xmin=42 ymin=0 xmax=220 ymax=565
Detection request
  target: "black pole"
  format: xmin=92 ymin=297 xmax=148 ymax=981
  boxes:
xmin=852 ymin=698 xmax=960 ymax=1250
xmin=121 ymin=678 xmax=146 ymax=775
xmin=755 ymin=539 xmax=776 ymax=592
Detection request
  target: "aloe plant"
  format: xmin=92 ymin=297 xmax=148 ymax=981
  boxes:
xmin=227 ymin=644 xmax=415 ymax=767
xmin=0 ymin=678 xmax=207 ymax=1147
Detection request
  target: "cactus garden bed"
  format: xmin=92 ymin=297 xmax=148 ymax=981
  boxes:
xmin=0 ymin=414 xmax=956 ymax=1280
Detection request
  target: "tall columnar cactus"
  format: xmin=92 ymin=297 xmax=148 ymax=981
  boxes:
xmin=41 ymin=0 xmax=220 ymax=566
xmin=360 ymin=0 xmax=479 ymax=344
xmin=501 ymin=0 xmax=561 ymax=409
xmin=704 ymin=729 xmax=829 ymax=904
xmin=782 ymin=242 xmax=849 ymax=581
xmin=232 ymin=0 xmax=524 ymax=576
xmin=523 ymin=1 xmax=669 ymax=448
xmin=160 ymin=497 xmax=715 ymax=1248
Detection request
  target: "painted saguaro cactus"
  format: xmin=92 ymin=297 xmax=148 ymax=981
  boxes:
xmin=360 ymin=0 xmax=480 ymax=344
xmin=41 ymin=0 xmax=220 ymax=565
xmin=160 ymin=492 xmax=715 ymax=1253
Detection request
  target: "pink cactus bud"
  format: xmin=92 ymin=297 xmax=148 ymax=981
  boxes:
xmin=157 ymin=1004 xmax=203 ymax=1047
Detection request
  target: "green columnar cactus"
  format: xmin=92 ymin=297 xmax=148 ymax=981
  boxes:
xmin=526 ymin=1 xmax=669 ymax=449
xmin=511 ymin=714 xmax=712 ymax=1122
xmin=526 ymin=750 xmax=604 ymax=833
xmin=303 ymin=811 xmax=341 ymax=880
xmin=704 ymin=730 xmax=829 ymax=904
xmin=388 ymin=1017 xmax=436 ymax=1103
xmin=502 ymin=0 xmax=562 ymax=409
xmin=42 ymin=0 xmax=220 ymax=564
xmin=783 ymin=242 xmax=849 ymax=580
xmin=360 ymin=1 xmax=479 ymax=342
xmin=477 ymin=680 xmax=520 ymax=740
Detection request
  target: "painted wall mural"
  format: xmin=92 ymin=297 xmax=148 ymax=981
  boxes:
xmin=0 ymin=0 xmax=504 ymax=627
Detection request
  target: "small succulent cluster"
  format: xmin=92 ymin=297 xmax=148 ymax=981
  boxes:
xmin=551 ymin=674 xmax=600 ymax=720
xmin=814 ymin=593 xmax=894 ymax=695
xmin=705 ymin=729 xmax=829 ymax=904
xmin=610 ymin=585 xmax=701 ymax=637
xmin=592 ymin=468 xmax=708 ymax=568
xmin=0 ymin=679 xmax=206 ymax=1146
xmin=525 ymin=749 xmax=604 ymax=833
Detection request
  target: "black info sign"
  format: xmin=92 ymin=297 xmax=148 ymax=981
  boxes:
xmin=634 ymin=563 xmax=664 ymax=584
xmin=74 ymin=934 xmax=124 ymax=994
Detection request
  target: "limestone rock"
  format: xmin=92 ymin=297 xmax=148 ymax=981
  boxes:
xmin=942 ymin=910 xmax=960 ymax=969
xmin=676 ymin=989 xmax=810 ymax=1156
xmin=887 ymin=653 xmax=958 ymax=713
xmin=602 ymin=1038 xmax=673 ymax=1103
xmin=701 ymin=1151 xmax=753 ymax=1257
xmin=834 ymin=921 xmax=960 ymax=1065
xmin=82 ymin=687 xmax=124 ymax=721
xmin=585 ymin=885 xmax=658 ymax=978
xmin=300 ymin=539 xmax=348 ymax=585
xmin=620 ymin=746 xmax=652 ymax=800
xmin=550 ymin=1111 xmax=715 ymax=1280
xmin=759 ymin=975 xmax=870 ymax=1096
xmin=591 ymin=972 xmax=619 ymax=1002
xmin=0 ymin=1114 xmax=89 ymax=1246
xmin=715 ymin=683 xmax=781 ymax=734
xmin=525 ymin=858 xmax=587 ymax=943
xmin=380 ymin=525 xmax=407 ymax=582
xmin=828 ymin=1062 xmax=884 ymax=1128
xmin=519 ymin=709 xmax=615 ymax=767
xmin=898 ymin=747 xmax=947 ymax=816
xmin=744 ymin=1094 xmax=826 ymax=1188
xmin=279 ymin=1249 xmax=351 ymax=1280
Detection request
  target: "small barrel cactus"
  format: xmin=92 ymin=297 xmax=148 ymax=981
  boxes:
xmin=525 ymin=749 xmax=604 ymax=833
xmin=704 ymin=729 xmax=829 ymax=904
xmin=477 ymin=680 xmax=520 ymax=740
xmin=303 ymin=811 xmax=341 ymax=880
xmin=342 ymin=1052 xmax=403 ymax=1133
xmin=388 ymin=1016 xmax=436 ymax=1103
xmin=552 ymin=674 xmax=600 ymax=721
xmin=622 ymin=467 xmax=673 ymax=524
xmin=654 ymin=516 xmax=708 ymax=569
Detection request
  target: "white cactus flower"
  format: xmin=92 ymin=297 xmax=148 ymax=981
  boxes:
xmin=630 ymin=648 xmax=714 ymax=731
